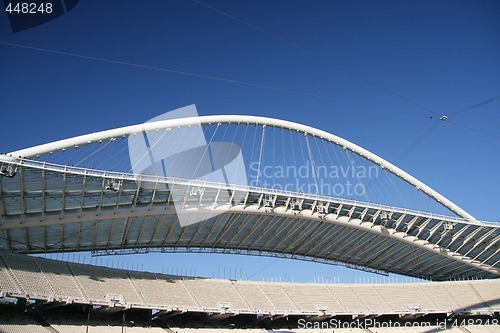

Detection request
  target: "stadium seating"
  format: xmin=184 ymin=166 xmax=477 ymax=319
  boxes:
xmin=0 ymin=253 xmax=54 ymax=298
xmin=231 ymin=280 xmax=275 ymax=312
xmin=35 ymin=258 xmax=86 ymax=301
xmin=0 ymin=307 xmax=55 ymax=333
xmin=325 ymin=284 xmax=368 ymax=313
xmin=182 ymin=278 xmax=249 ymax=312
xmin=0 ymin=251 xmax=499 ymax=319
xmin=127 ymin=270 xmax=177 ymax=308
xmin=374 ymin=283 xmax=436 ymax=312
xmin=280 ymin=283 xmax=345 ymax=313
xmin=253 ymin=282 xmax=300 ymax=313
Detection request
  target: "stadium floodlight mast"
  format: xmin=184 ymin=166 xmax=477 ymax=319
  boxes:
xmin=7 ymin=108 xmax=478 ymax=224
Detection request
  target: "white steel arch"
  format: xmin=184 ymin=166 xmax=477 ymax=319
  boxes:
xmin=7 ymin=115 xmax=477 ymax=223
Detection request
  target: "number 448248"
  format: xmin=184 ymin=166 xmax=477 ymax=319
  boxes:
xmin=5 ymin=2 xmax=53 ymax=14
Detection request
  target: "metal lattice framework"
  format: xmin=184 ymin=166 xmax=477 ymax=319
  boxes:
xmin=0 ymin=115 xmax=499 ymax=281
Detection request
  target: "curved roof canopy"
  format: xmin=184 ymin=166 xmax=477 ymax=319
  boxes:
xmin=1 ymin=115 xmax=499 ymax=281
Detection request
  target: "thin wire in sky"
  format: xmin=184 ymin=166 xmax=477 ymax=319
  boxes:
xmin=447 ymin=120 xmax=500 ymax=141
xmin=193 ymin=0 xmax=500 ymax=177
xmin=192 ymin=1 xmax=500 ymax=164
xmin=363 ymin=92 xmax=500 ymax=196
xmin=444 ymin=94 xmax=500 ymax=141
xmin=364 ymin=120 xmax=441 ymax=192
xmin=449 ymin=95 xmax=500 ymax=117
xmin=393 ymin=120 xmax=442 ymax=164
xmin=0 ymin=41 xmax=427 ymax=118
xmin=192 ymin=0 xmax=439 ymax=117
xmin=388 ymin=93 xmax=500 ymax=165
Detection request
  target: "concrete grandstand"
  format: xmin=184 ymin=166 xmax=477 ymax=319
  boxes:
xmin=0 ymin=252 xmax=499 ymax=331
xmin=2 ymin=251 xmax=499 ymax=316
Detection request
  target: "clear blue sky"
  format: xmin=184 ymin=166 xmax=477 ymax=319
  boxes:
xmin=1 ymin=0 xmax=499 ymax=283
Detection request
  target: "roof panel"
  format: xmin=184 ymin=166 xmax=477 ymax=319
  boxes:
xmin=0 ymin=162 xmax=499 ymax=281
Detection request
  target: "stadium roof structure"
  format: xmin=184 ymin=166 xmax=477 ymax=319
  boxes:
xmin=0 ymin=114 xmax=499 ymax=281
